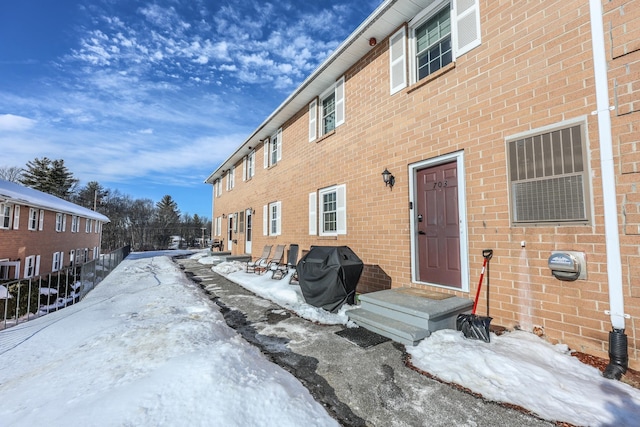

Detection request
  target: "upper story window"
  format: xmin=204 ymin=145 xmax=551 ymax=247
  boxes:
xmin=215 ymin=178 xmax=222 ymax=197
xmin=226 ymin=166 xmax=235 ymax=190
xmin=390 ymin=0 xmax=481 ymax=94
xmin=308 ymin=76 xmax=345 ymax=141
xmin=1 ymin=203 xmax=12 ymax=229
xmin=308 ymin=184 xmax=347 ymax=236
xmin=507 ymin=121 xmax=590 ymax=225
xmin=415 ymin=6 xmax=452 ymax=80
xmin=28 ymin=208 xmax=38 ymax=230
xmin=56 ymin=213 xmax=66 ymax=232
xmin=86 ymin=218 xmax=93 ymax=233
xmin=243 ymin=150 xmax=256 ymax=181
xmin=71 ymin=215 xmax=79 ymax=233
xmin=264 ymin=128 xmax=283 ymax=168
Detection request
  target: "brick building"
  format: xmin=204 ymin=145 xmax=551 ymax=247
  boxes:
xmin=205 ymin=0 xmax=640 ymax=371
xmin=0 ymin=179 xmax=110 ymax=280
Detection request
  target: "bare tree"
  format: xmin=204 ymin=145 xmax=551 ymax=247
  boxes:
xmin=0 ymin=166 xmax=23 ymax=182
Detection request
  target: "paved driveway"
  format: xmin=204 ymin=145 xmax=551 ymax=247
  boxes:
xmin=177 ymin=257 xmax=554 ymax=427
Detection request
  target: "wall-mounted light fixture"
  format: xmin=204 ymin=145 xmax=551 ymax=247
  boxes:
xmin=382 ymin=168 xmax=395 ymax=188
xmin=222 ymin=213 xmax=226 ymax=219
xmin=369 ymin=37 xmax=377 ymax=47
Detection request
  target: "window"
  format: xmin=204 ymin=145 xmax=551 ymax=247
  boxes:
xmin=71 ymin=215 xmax=79 ymax=233
xmin=264 ymin=129 xmax=283 ymax=168
xmin=226 ymin=166 xmax=235 ymax=190
xmin=321 ymin=89 xmax=336 ymax=135
xmin=56 ymin=213 xmax=66 ymax=232
xmin=214 ymin=178 xmax=223 ymax=197
xmin=86 ymin=218 xmax=92 ymax=233
xmin=28 ymin=208 xmax=38 ymax=230
xmin=24 ymin=255 xmax=40 ymax=278
xmin=263 ymin=201 xmax=281 ymax=236
xmin=309 ymin=184 xmax=347 ymax=236
xmin=39 ymin=210 xmax=44 ymax=230
xmin=507 ymin=122 xmax=590 ymax=224
xmin=390 ymin=0 xmax=481 ymax=94
xmin=248 ymin=150 xmax=255 ymax=179
xmin=415 ymin=7 xmax=452 ymax=80
xmin=13 ymin=205 xmax=20 ymax=229
xmin=309 ymin=77 xmax=345 ymax=141
xmin=243 ymin=150 xmax=256 ymax=181
xmin=1 ymin=203 xmax=12 ymax=229
xmin=52 ymin=251 xmax=64 ymax=272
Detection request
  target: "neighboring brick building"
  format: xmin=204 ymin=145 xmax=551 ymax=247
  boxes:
xmin=0 ymin=179 xmax=110 ymax=280
xmin=206 ymin=0 xmax=640 ymax=370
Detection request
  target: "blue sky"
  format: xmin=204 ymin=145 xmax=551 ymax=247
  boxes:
xmin=0 ymin=0 xmax=382 ymax=220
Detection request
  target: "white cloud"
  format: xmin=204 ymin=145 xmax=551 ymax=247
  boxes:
xmin=0 ymin=114 xmax=36 ymax=131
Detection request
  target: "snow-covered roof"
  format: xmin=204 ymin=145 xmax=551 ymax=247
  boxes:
xmin=0 ymin=179 xmax=110 ymax=223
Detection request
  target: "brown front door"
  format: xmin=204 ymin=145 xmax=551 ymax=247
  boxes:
xmin=416 ymin=161 xmax=461 ymax=288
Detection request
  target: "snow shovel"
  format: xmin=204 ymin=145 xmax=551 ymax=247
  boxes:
xmin=456 ymin=249 xmax=493 ymax=343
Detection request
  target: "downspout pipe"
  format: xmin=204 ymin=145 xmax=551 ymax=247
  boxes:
xmin=588 ymin=0 xmax=628 ymax=379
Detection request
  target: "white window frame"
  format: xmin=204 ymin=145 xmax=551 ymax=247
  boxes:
xmin=13 ymin=205 xmax=19 ymax=230
xmin=263 ymin=201 xmax=281 ymax=236
xmin=28 ymin=208 xmax=38 ymax=230
xmin=24 ymin=255 xmax=40 ymax=278
xmin=39 ymin=209 xmax=44 ymax=230
xmin=248 ymin=149 xmax=255 ymax=179
xmin=52 ymin=251 xmax=64 ymax=272
xmin=86 ymin=218 xmax=92 ymax=233
xmin=56 ymin=213 xmax=64 ymax=232
xmin=264 ymin=129 xmax=283 ymax=168
xmin=71 ymin=215 xmax=79 ymax=233
xmin=1 ymin=203 xmax=12 ymax=229
xmin=309 ymin=76 xmax=345 ymax=141
xmin=226 ymin=166 xmax=235 ymax=190
xmin=309 ymin=184 xmax=347 ymax=236
xmin=391 ymin=0 xmax=481 ymax=93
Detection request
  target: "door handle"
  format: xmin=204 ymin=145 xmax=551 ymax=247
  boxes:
xmin=418 ymin=230 xmax=426 ymax=235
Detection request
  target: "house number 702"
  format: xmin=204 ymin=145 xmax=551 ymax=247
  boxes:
xmin=433 ymin=180 xmax=448 ymax=188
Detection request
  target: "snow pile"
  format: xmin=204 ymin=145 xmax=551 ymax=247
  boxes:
xmin=407 ymin=329 xmax=640 ymax=426
xmin=0 ymin=254 xmax=338 ymax=427
xmin=213 ymin=261 xmax=354 ymax=326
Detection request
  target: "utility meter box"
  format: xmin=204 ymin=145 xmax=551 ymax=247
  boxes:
xmin=548 ymin=251 xmax=587 ymax=281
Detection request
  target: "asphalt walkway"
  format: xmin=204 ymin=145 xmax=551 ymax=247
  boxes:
xmin=176 ymin=257 xmax=554 ymax=427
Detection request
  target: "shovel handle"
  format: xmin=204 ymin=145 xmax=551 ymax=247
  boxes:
xmin=483 ymin=249 xmax=493 ymax=260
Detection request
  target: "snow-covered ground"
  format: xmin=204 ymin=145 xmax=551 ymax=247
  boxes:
xmin=0 ymin=252 xmax=338 ymax=427
xmin=1 ymin=250 xmax=639 ymax=426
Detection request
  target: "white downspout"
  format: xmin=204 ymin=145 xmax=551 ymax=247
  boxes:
xmin=588 ymin=0 xmax=628 ymax=379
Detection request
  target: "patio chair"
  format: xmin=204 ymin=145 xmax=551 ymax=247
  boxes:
xmin=288 ymin=249 xmax=309 ymax=285
xmin=256 ymin=244 xmax=286 ymax=275
xmin=246 ymin=245 xmax=272 ymax=273
xmin=211 ymin=239 xmax=224 ymax=252
xmin=271 ymin=244 xmax=299 ymax=280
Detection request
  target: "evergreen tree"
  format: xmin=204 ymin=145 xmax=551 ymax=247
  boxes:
xmin=20 ymin=157 xmax=78 ymax=200
xmin=74 ymin=181 xmax=109 ymax=211
xmin=155 ymin=195 xmax=180 ymax=248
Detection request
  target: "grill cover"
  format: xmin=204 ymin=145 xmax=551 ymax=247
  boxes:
xmin=297 ymin=246 xmax=363 ymax=313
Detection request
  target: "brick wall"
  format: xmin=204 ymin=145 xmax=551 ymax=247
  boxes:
xmin=0 ymin=207 xmax=104 ymax=278
xmin=211 ymin=1 xmax=640 ymax=369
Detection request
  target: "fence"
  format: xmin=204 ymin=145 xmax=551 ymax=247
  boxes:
xmin=0 ymin=245 xmax=130 ymax=330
